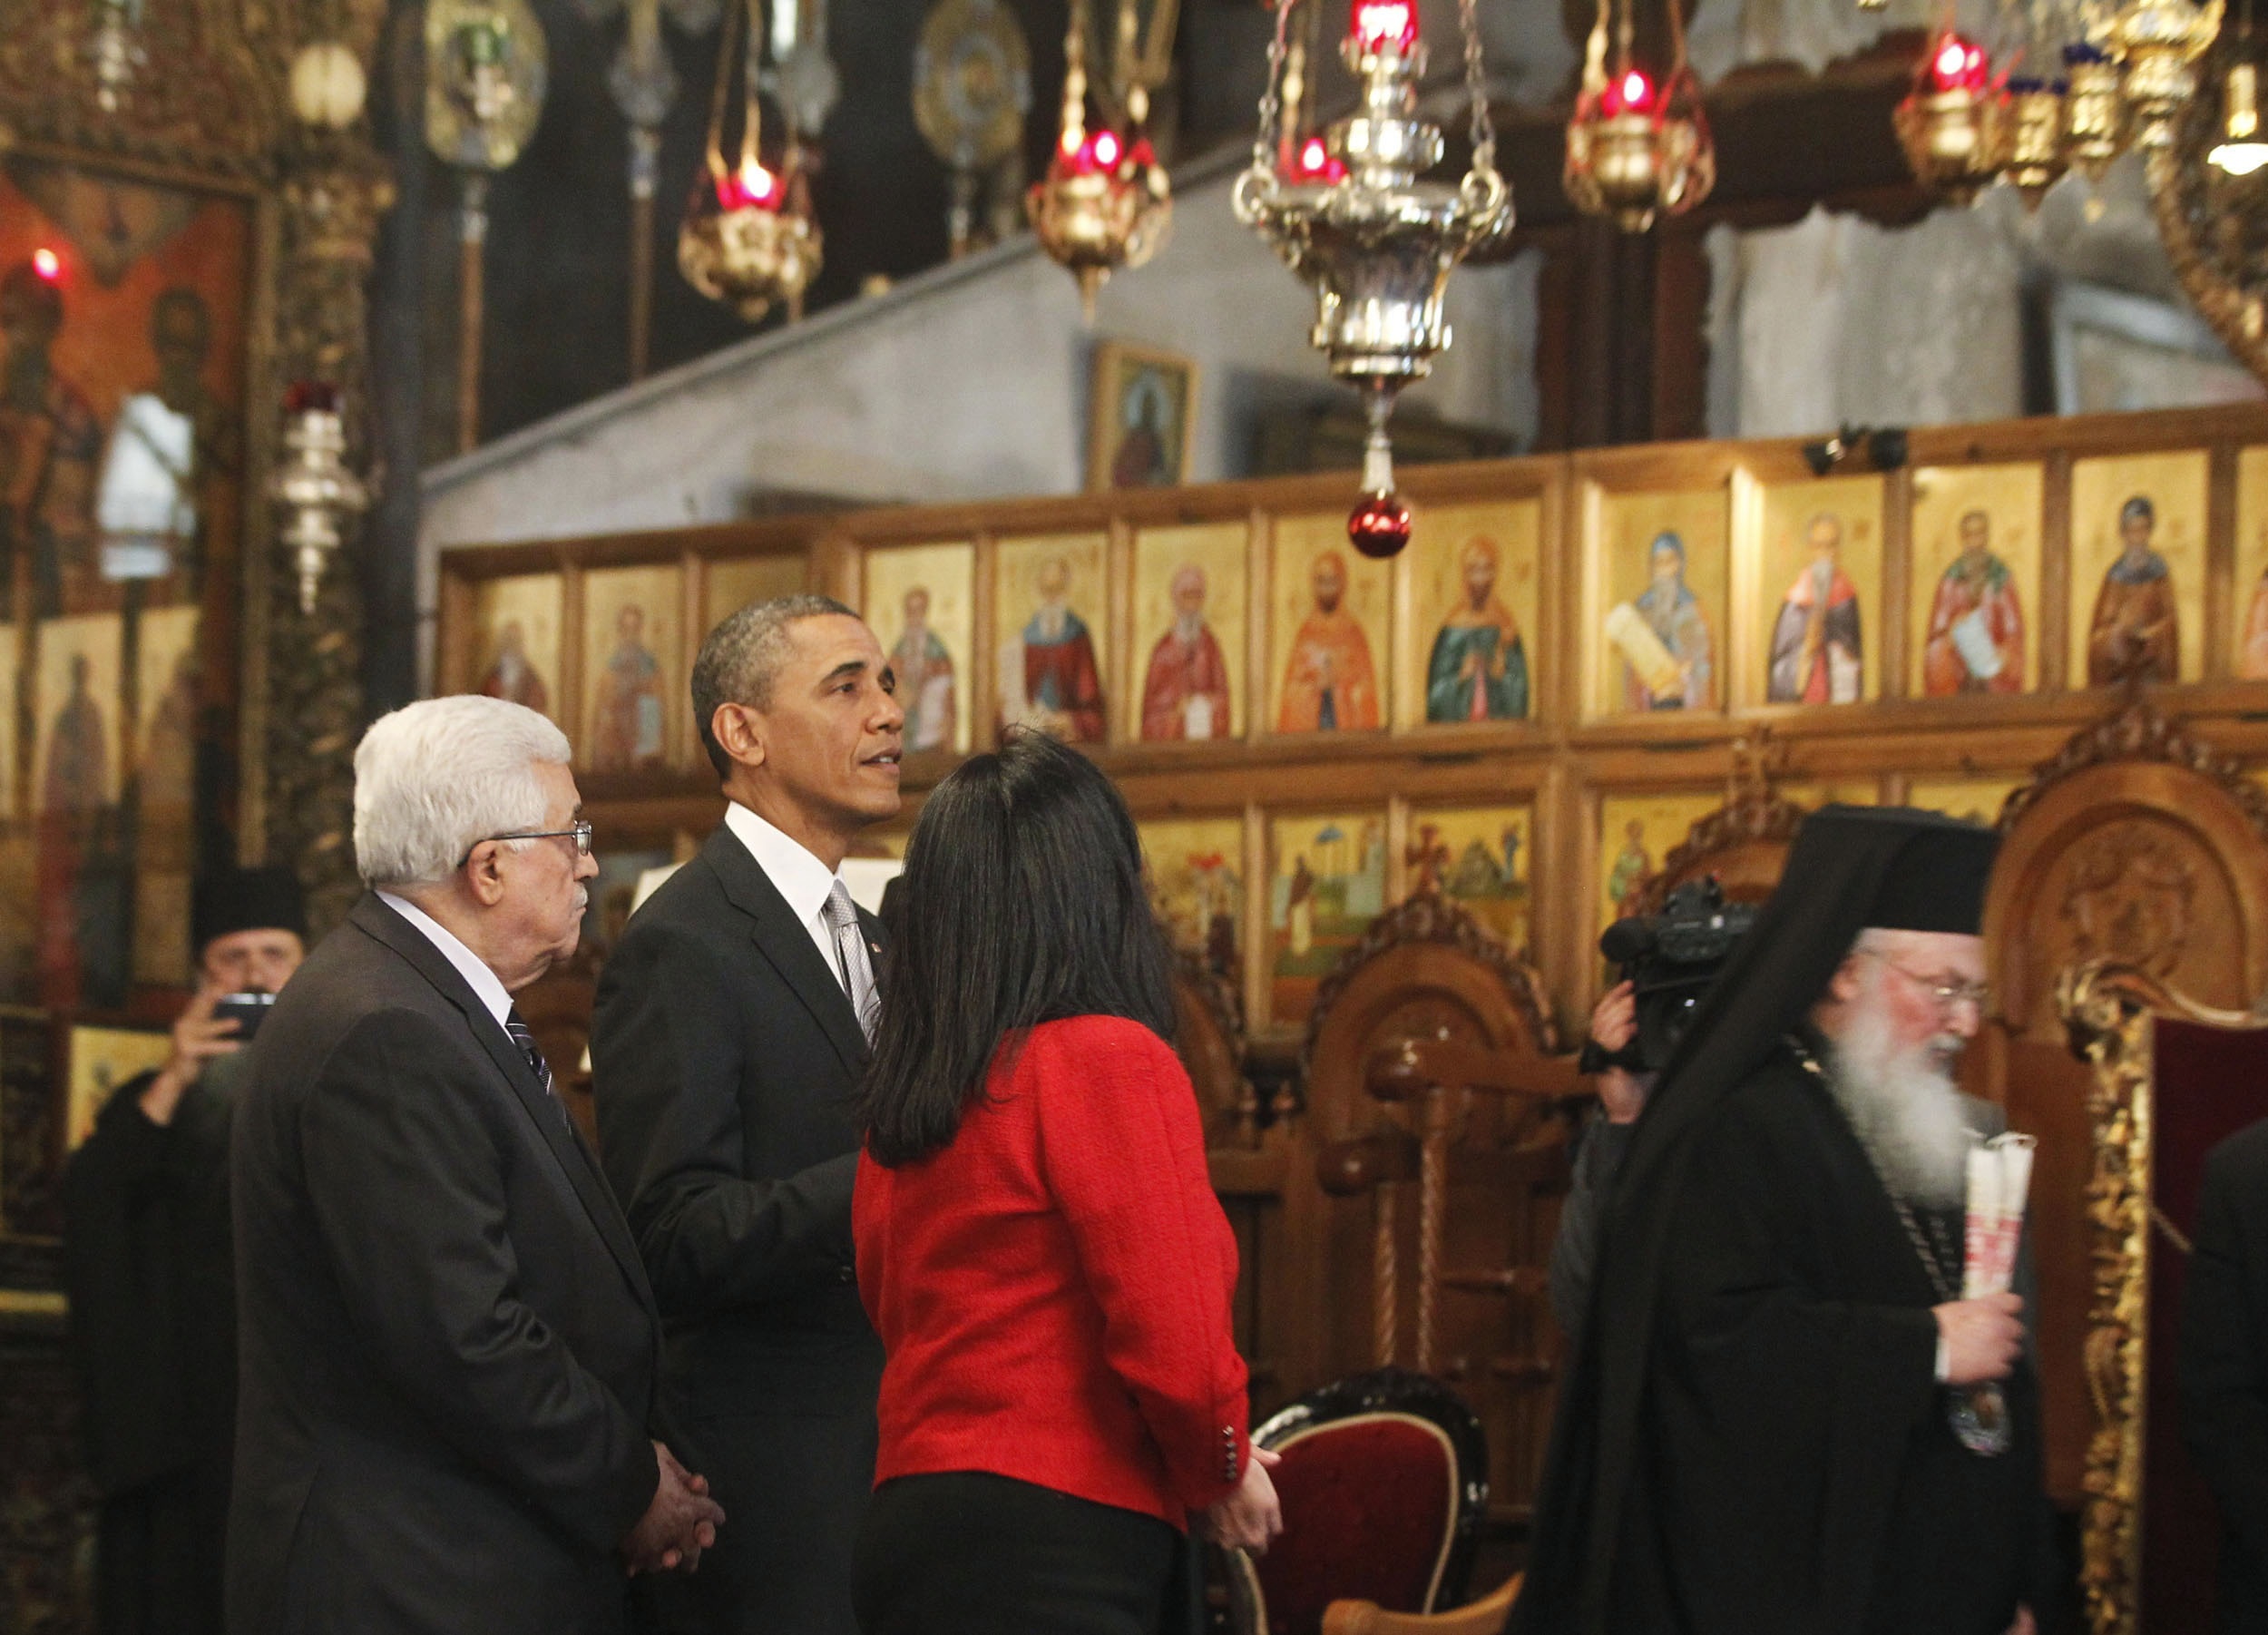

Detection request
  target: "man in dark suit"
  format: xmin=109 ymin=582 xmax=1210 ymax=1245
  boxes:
xmin=594 ymin=594 xmax=904 ymax=1635
xmin=229 ymin=696 xmax=723 ymax=1635
xmin=2182 ymin=1116 xmax=2268 ymax=1633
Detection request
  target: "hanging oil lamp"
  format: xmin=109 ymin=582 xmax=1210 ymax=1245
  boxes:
xmin=1563 ymin=0 xmax=1715 ymax=231
xmin=679 ymin=0 xmax=823 ymax=321
xmin=2060 ymin=42 xmax=2128 ymax=178
xmin=269 ymin=383 xmax=370 ymax=616
xmin=2103 ymin=0 xmax=2224 ymax=145
xmin=1232 ymin=0 xmax=1512 ymax=558
xmin=1894 ymin=31 xmax=2005 ymax=201
xmin=1998 ymin=75 xmax=2068 ymax=204
xmin=1025 ymin=0 xmax=1171 ymax=318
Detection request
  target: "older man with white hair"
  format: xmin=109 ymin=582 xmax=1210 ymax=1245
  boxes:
xmin=1518 ymin=806 xmax=2058 ymax=1635
xmin=227 ymin=696 xmax=723 ymax=1635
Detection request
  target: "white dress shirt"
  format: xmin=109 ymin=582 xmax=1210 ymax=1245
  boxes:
xmin=723 ymin=801 xmax=855 ymax=992
xmin=377 ymin=890 xmax=514 ymax=1028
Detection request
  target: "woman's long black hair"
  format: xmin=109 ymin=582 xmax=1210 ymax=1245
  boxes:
xmin=856 ymin=729 xmax=1178 ymax=1166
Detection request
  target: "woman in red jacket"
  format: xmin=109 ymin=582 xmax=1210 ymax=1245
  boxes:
xmin=852 ymin=730 xmax=1281 ymax=1634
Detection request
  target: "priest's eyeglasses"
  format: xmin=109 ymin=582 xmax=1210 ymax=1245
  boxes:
xmin=461 ymin=820 xmax=594 ymax=866
xmin=1864 ymin=951 xmax=1991 ymax=1015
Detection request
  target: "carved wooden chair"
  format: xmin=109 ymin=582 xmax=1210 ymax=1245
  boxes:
xmin=1984 ymin=694 xmax=2268 ymax=1509
xmin=1299 ymin=894 xmax=1572 ymax=1530
xmin=1221 ymin=1368 xmax=1491 ymax=1635
xmin=2060 ymin=960 xmax=2268 ymax=1635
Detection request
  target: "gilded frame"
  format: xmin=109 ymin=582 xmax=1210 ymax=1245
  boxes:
xmin=2058 ymin=958 xmax=2268 ymax=1635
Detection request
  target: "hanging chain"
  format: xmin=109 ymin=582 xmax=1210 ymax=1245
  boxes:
xmin=702 ymin=0 xmax=743 ymax=180
xmin=1249 ymin=0 xmax=1298 ymax=178
xmin=1457 ymin=0 xmax=1497 ymax=174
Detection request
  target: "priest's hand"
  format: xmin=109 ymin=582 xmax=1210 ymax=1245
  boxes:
xmin=142 ymin=983 xmax=245 ymax=1127
xmin=1935 ymin=1291 xmax=2025 ymax=1385
xmin=621 ymin=1441 xmax=726 ymax=1576
xmin=1203 ymin=1446 xmax=1285 ymax=1556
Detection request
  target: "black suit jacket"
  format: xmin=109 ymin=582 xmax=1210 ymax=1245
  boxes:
xmin=592 ymin=823 xmax=884 ymax=1635
xmin=228 ymin=895 xmax=661 ymax=1635
xmin=2182 ymin=1117 xmax=2268 ymax=1634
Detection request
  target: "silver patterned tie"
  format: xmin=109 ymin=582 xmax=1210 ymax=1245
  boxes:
xmin=821 ymin=881 xmax=880 ymax=1043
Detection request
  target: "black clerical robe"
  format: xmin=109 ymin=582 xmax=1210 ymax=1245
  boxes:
xmin=1605 ymin=1048 xmax=2050 ymax=1635
xmin=62 ymin=1055 xmax=244 ymax=1635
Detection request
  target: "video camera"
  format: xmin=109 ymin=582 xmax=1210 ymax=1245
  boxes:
xmin=1579 ymin=876 xmax=1755 ymax=1075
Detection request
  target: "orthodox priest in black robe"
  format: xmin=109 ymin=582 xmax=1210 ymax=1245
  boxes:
xmin=1514 ymin=806 xmax=2058 ymax=1635
xmin=63 ymin=869 xmax=305 ymax=1635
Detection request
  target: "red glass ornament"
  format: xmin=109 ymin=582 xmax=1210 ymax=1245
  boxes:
xmin=1928 ymin=33 xmax=1989 ymax=93
xmin=1350 ymin=0 xmax=1416 ymax=54
xmin=1347 ymin=491 xmax=1413 ymax=558
xmin=1601 ymin=67 xmax=1657 ymax=116
xmin=1291 ymin=135 xmax=1349 ymax=182
xmin=716 ymin=159 xmax=783 ymax=211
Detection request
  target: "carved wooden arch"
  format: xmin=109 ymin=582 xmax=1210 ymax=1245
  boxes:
xmin=1987 ymin=694 xmax=2268 ymax=1032
xmin=1172 ymin=946 xmax=1259 ymax=1150
xmin=1981 ymin=693 xmax=2268 ymax=1510
xmin=1302 ymin=893 xmax=1560 ymax=1147
xmin=1624 ymin=786 xmax=1811 ymax=917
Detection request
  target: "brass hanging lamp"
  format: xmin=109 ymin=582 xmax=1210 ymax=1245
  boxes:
xmin=1563 ymin=0 xmax=1716 ymax=230
xmin=679 ymin=0 xmax=824 ymax=321
xmin=1026 ymin=0 xmax=1172 ymax=318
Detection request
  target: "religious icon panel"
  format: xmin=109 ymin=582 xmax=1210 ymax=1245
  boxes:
xmin=34 ymin=615 xmax=124 ymax=819
xmin=133 ymin=603 xmax=200 ymax=984
xmin=704 ymin=553 xmax=807 ymax=633
xmin=2234 ymin=446 xmax=2268 ymax=680
xmin=1909 ymin=464 xmax=2043 ymax=697
xmin=471 ymin=573 xmax=562 ymax=722
xmin=1139 ymin=815 xmax=1246 ymax=984
xmin=64 ymin=1024 xmax=173 ymax=1150
xmin=0 ymin=157 xmax=256 ymax=622
xmin=1401 ymin=498 xmax=1540 ymax=730
xmin=1585 ymin=486 xmax=1727 ymax=719
xmin=1749 ymin=473 xmax=1884 ymax=707
xmin=1596 ymin=790 xmax=1722 ymax=938
xmin=1409 ymin=804 xmax=1532 ymax=955
xmin=865 ymin=542 xmax=974 ymax=755
xmin=1132 ymin=523 xmax=1246 ymax=742
xmin=34 ymin=614 xmax=125 ymax=1009
xmin=2069 ymin=450 xmax=2207 ymax=686
xmin=1269 ymin=514 xmax=1391 ymax=735
xmin=1087 ymin=340 xmax=1195 ymax=492
xmin=1269 ymin=809 xmax=1389 ymax=1025
xmin=993 ymin=533 xmax=1110 ymax=744
xmin=1905 ymin=776 xmax=2024 ymax=827
xmin=580 ymin=564 xmax=682 ymax=773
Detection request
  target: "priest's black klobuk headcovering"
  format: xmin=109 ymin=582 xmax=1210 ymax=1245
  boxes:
xmin=191 ymin=866 xmax=308 ymax=956
xmin=1510 ymin=806 xmax=2002 ymax=1635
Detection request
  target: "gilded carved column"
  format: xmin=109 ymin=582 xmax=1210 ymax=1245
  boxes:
xmin=264 ymin=128 xmax=394 ymax=936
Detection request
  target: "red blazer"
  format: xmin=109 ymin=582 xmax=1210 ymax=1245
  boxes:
xmin=854 ymin=1013 xmax=1251 ymax=1528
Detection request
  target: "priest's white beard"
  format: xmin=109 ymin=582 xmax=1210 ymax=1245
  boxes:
xmin=1824 ymin=983 xmax=1975 ymax=1209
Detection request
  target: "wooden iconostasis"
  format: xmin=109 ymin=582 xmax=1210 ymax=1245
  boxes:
xmin=435 ymin=401 xmax=2268 ymax=1046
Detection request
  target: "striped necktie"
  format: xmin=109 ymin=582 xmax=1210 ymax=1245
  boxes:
xmin=820 ymin=881 xmax=880 ymax=1044
xmin=504 ymin=1006 xmax=569 ymax=1128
